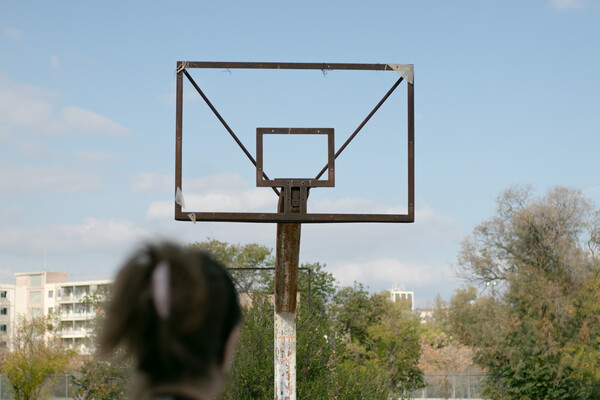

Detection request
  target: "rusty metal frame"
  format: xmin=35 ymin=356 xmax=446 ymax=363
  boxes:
xmin=256 ymin=127 xmax=335 ymax=188
xmin=175 ymin=61 xmax=414 ymax=223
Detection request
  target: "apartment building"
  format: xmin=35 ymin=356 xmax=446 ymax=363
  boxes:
xmin=0 ymin=283 xmax=16 ymax=347
xmin=55 ymin=279 xmax=111 ymax=348
xmin=2 ymin=271 xmax=111 ymax=350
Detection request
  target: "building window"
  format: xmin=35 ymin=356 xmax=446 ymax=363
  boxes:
xmin=30 ymin=274 xmax=42 ymax=287
xmin=0 ymin=325 xmax=6 ymax=333
xmin=0 ymin=308 xmax=7 ymax=315
xmin=48 ymin=307 xmax=53 ymax=314
xmin=30 ymin=308 xmax=42 ymax=318
xmin=29 ymin=291 xmax=41 ymax=305
xmin=48 ymin=290 xmax=53 ymax=298
xmin=0 ymin=291 xmax=6 ymax=298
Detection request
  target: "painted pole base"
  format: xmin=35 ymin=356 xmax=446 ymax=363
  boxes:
xmin=275 ymin=311 xmax=296 ymax=400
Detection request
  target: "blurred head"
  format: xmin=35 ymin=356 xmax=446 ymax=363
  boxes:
xmin=99 ymin=241 xmax=241 ymax=391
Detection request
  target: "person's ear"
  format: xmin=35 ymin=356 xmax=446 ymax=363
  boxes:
xmin=222 ymin=327 xmax=239 ymax=372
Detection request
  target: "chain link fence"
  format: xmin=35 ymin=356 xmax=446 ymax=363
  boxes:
xmin=0 ymin=373 xmax=488 ymax=400
xmin=409 ymin=372 xmax=487 ymax=399
xmin=0 ymin=374 xmax=77 ymax=400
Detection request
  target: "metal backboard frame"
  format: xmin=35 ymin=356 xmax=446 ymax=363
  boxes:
xmin=175 ymin=61 xmax=414 ymax=223
xmin=256 ymin=127 xmax=335 ymax=189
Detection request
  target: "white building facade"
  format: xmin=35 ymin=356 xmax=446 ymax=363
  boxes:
xmin=0 ymin=283 xmax=16 ymax=347
xmin=1 ymin=271 xmax=110 ymax=349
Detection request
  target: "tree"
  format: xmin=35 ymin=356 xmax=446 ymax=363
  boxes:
xmin=450 ymin=186 xmax=600 ymax=399
xmin=192 ymin=239 xmax=425 ymax=399
xmin=368 ymin=300 xmax=424 ymax=396
xmin=295 ymin=279 xmax=340 ymax=399
xmin=456 ymin=185 xmax=598 ymax=286
xmin=189 ymin=239 xmax=274 ymax=293
xmin=221 ymin=294 xmax=274 ymax=400
xmin=1 ymin=315 xmax=73 ymax=400
xmin=71 ymin=357 xmax=129 ymax=400
xmin=71 ymin=286 xmax=131 ymax=400
xmin=561 ymin=267 xmax=600 ymax=385
xmin=214 ymin=243 xmax=341 ymax=399
xmin=419 ymin=294 xmax=480 ymax=398
xmin=189 ymin=240 xmax=337 ymax=304
xmin=332 ymin=284 xmax=424 ymax=399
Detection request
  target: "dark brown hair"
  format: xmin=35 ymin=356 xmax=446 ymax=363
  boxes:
xmin=99 ymin=241 xmax=241 ymax=385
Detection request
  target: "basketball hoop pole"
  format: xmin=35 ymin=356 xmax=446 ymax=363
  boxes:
xmin=274 ymin=189 xmax=301 ymax=400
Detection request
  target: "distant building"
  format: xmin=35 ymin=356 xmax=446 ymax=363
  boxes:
xmin=416 ymin=308 xmax=434 ymax=324
xmin=2 ymin=271 xmax=110 ymax=351
xmin=389 ymin=287 xmax=414 ymax=310
xmin=0 ymin=283 xmax=16 ymax=347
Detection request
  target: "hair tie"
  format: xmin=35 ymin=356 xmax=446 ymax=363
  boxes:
xmin=151 ymin=261 xmax=171 ymax=319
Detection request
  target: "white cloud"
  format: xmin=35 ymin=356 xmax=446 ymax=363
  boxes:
xmin=300 ymin=205 xmax=462 ymax=265
xmin=142 ymin=172 xmax=415 ymax=218
xmin=77 ymin=150 xmax=121 ymax=163
xmin=62 ymin=106 xmax=131 ymax=136
xmin=16 ymin=140 xmax=50 ymax=157
xmin=329 ymin=258 xmax=455 ymax=289
xmin=0 ymin=205 xmax=25 ymax=223
xmin=143 ymin=174 xmax=461 ymax=255
xmin=50 ymin=56 xmax=60 ymax=70
xmin=311 ymin=197 xmax=407 ymax=214
xmin=145 ymin=187 xmax=276 ymax=219
xmin=146 ymin=201 xmax=173 ymax=220
xmin=0 ymin=75 xmax=131 ymax=137
xmin=0 ymin=125 xmax=9 ymax=140
xmin=549 ymin=0 xmax=584 ymax=10
xmin=0 ymin=162 xmax=102 ymax=197
xmin=185 ymin=174 xmax=250 ymax=195
xmin=3 ymin=27 xmax=22 ymax=40
xmin=131 ymin=172 xmax=172 ymax=194
xmin=327 ymin=257 xmax=461 ymax=307
xmin=182 ymin=189 xmax=274 ymax=212
xmin=0 ymin=217 xmax=152 ymax=256
xmin=142 ymin=173 xmax=278 ymax=219
xmin=0 ymin=74 xmax=63 ymax=134
xmin=297 ymin=204 xmax=464 ymax=303
xmin=132 ymin=172 xmax=257 ymax=196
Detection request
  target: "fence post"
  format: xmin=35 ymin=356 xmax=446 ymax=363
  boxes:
xmin=452 ymin=374 xmax=456 ymax=399
xmin=467 ymin=373 xmax=471 ymax=399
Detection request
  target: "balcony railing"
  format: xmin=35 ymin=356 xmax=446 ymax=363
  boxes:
xmin=58 ymin=294 xmax=90 ymax=302
xmin=59 ymin=312 xmax=95 ymax=320
xmin=59 ymin=328 xmax=92 ymax=337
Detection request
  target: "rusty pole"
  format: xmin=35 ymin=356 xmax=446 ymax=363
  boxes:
xmin=274 ymin=188 xmax=301 ymax=400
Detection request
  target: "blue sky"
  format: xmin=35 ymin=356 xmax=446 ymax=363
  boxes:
xmin=1 ymin=0 xmax=599 ymax=306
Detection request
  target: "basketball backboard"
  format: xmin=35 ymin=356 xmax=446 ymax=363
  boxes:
xmin=175 ymin=62 xmax=414 ymax=223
